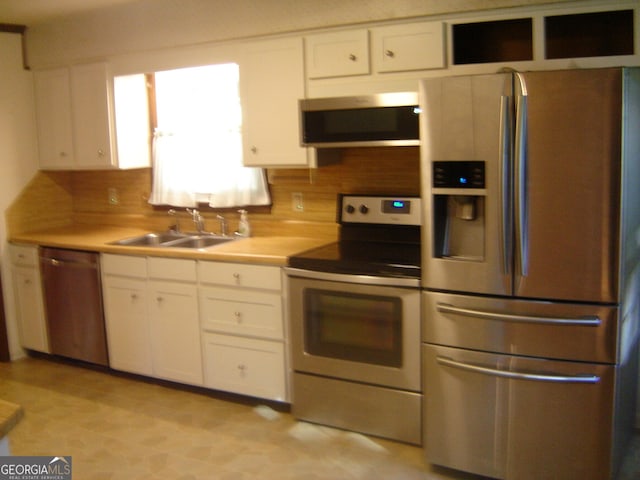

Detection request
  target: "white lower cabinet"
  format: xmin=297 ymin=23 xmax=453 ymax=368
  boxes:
xmin=101 ymin=254 xmax=202 ymax=386
xmin=9 ymin=244 xmax=49 ymax=353
xmin=102 ymin=275 xmax=152 ymax=375
xmin=148 ymin=279 xmax=202 ymax=386
xmin=101 ymin=254 xmax=286 ymax=401
xmin=199 ymin=261 xmax=287 ymax=402
xmin=202 ymin=333 xmax=286 ymax=401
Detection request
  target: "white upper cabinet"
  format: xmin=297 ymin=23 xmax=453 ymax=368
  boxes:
xmin=305 ymin=30 xmax=370 ymax=79
xmin=34 ymin=62 xmax=150 ymax=170
xmin=33 ymin=68 xmax=75 ymax=169
xmin=70 ymin=62 xmax=116 ymax=168
xmin=371 ymin=22 xmax=445 ymax=73
xmin=240 ymin=37 xmax=314 ymax=167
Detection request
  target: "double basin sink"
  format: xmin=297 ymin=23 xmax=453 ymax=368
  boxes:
xmin=111 ymin=231 xmax=236 ymax=250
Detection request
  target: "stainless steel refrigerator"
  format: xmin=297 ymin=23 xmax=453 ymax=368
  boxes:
xmin=420 ymin=68 xmax=640 ymax=479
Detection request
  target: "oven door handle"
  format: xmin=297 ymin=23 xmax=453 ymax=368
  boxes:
xmin=284 ymin=267 xmax=420 ymax=288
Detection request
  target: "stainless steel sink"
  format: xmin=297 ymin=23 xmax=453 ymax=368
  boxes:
xmin=110 ymin=232 xmax=187 ymax=247
xmin=165 ymin=235 xmax=235 ymax=249
xmin=110 ymin=232 xmax=235 ymax=249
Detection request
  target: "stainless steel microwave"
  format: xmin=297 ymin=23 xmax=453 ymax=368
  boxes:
xmin=299 ymin=92 xmax=420 ymax=148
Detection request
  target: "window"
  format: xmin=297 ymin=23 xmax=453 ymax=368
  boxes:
xmin=147 ymin=63 xmax=271 ymax=208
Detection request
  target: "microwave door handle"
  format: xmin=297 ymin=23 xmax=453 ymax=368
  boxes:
xmin=499 ymin=94 xmax=513 ymax=275
xmin=436 ymin=356 xmax=600 ymax=384
xmin=514 ymin=72 xmax=529 ymax=277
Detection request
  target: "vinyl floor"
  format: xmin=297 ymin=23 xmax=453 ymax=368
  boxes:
xmin=1 ymin=356 xmax=639 ymax=480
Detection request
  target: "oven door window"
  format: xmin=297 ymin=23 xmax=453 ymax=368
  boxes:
xmin=303 ymin=288 xmax=402 ymax=367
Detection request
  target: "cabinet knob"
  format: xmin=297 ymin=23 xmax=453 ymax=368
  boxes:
xmin=24 ymin=279 xmax=31 ymax=285
xmin=131 ymin=293 xmax=138 ymax=300
xmin=251 ymin=146 xmax=258 ymax=154
xmin=234 ymin=311 xmax=242 ymax=323
xmin=233 ymin=272 xmax=241 ymax=284
xmin=59 ymin=151 xmax=68 ymax=157
xmin=349 ymin=53 xmax=357 ymax=61
xmin=237 ymin=364 xmax=247 ymax=376
xmin=156 ymin=296 xmax=163 ymax=303
xmin=384 ymin=49 xmax=395 ymax=58
xmin=97 ymin=149 xmax=105 ymax=157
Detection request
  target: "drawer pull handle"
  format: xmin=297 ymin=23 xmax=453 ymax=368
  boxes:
xmin=437 ymin=356 xmax=600 ymax=384
xmin=384 ymin=49 xmax=395 ymax=58
xmin=234 ymin=311 xmax=242 ymax=323
xmin=238 ymin=364 xmax=247 ymax=376
xmin=349 ymin=53 xmax=357 ymax=61
xmin=436 ymin=303 xmax=601 ymax=327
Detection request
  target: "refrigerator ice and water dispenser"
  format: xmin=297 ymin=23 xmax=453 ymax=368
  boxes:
xmin=432 ymin=161 xmax=486 ymax=261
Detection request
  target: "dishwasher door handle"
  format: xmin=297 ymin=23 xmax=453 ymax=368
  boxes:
xmin=42 ymin=257 xmax=98 ymax=269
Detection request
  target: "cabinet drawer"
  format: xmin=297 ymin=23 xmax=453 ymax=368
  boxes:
xmin=203 ymin=333 xmax=286 ymax=402
xmin=10 ymin=244 xmax=39 ymax=267
xmin=148 ymin=257 xmax=197 ymax=282
xmin=200 ymin=287 xmax=283 ymax=339
xmin=102 ymin=253 xmax=147 ymax=278
xmin=198 ymin=262 xmax=281 ymax=290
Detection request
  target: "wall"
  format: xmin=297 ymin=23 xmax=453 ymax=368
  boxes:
xmin=15 ymin=147 xmax=420 ymax=239
xmin=24 ymin=0 xmax=575 ymax=68
xmin=0 ymin=33 xmax=43 ymax=359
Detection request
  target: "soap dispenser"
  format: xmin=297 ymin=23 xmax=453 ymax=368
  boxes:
xmin=237 ymin=209 xmax=251 ymax=237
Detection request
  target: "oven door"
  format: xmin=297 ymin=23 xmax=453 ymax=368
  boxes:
xmin=287 ymin=269 xmax=421 ymax=392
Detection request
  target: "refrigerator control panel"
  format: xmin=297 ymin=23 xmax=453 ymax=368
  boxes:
xmin=433 ymin=161 xmax=485 ymax=189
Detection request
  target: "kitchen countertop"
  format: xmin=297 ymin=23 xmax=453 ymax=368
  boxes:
xmin=10 ymin=225 xmax=332 ymax=266
xmin=0 ymin=399 xmax=23 ymax=439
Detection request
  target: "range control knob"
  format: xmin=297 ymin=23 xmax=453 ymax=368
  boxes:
xmin=359 ymin=204 xmax=369 ymax=214
xmin=345 ymin=204 xmax=356 ymax=214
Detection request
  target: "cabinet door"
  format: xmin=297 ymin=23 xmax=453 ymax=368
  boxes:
xmin=149 ymin=281 xmax=202 ymax=386
xmin=241 ymin=38 xmax=311 ymax=167
xmin=33 ymin=68 xmax=75 ymax=169
xmin=203 ymin=333 xmax=286 ymax=401
xmin=12 ymin=266 xmax=49 ymax=353
xmin=305 ymin=30 xmax=370 ymax=78
xmin=102 ymin=275 xmax=152 ymax=376
xmin=371 ymin=22 xmax=445 ymax=73
xmin=70 ymin=62 xmax=115 ymax=168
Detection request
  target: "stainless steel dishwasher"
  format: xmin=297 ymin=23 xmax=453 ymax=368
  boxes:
xmin=40 ymin=247 xmax=109 ymax=366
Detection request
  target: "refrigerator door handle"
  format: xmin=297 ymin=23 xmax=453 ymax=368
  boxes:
xmin=499 ymin=94 xmax=513 ymax=275
xmin=514 ymin=72 xmax=529 ymax=277
xmin=436 ymin=356 xmax=600 ymax=384
xmin=436 ymin=302 xmax=602 ymax=326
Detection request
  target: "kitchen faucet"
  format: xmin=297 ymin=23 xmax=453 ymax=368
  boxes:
xmin=186 ymin=208 xmax=205 ymax=233
xmin=217 ymin=215 xmax=228 ymax=236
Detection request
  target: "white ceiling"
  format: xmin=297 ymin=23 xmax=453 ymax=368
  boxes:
xmin=0 ymin=0 xmax=140 ymax=26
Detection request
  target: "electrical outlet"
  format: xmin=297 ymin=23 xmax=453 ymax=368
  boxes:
xmin=108 ymin=188 xmax=119 ymax=205
xmin=292 ymin=192 xmax=304 ymax=212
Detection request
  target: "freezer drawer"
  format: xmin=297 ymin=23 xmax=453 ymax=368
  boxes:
xmin=423 ymin=343 xmax=615 ymax=480
xmin=423 ymin=291 xmax=618 ymax=364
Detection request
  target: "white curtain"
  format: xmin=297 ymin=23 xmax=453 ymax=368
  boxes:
xmin=147 ymin=63 xmax=271 ymax=208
